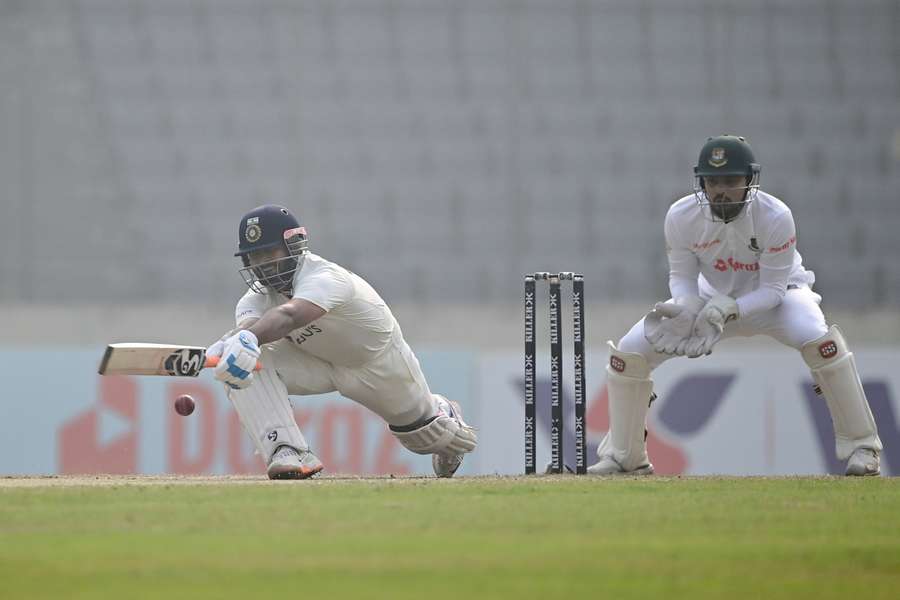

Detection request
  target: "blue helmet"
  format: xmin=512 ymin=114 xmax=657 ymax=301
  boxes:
xmin=235 ymin=205 xmax=309 ymax=295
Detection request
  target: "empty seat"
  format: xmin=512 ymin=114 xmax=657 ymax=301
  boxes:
xmin=5 ymin=0 xmax=894 ymax=311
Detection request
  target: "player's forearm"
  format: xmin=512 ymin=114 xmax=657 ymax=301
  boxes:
xmin=736 ymin=258 xmax=792 ymax=318
xmin=667 ymin=247 xmax=700 ymax=301
xmin=246 ymin=300 xmax=326 ymax=345
xmin=735 ymin=285 xmax=784 ymax=318
xmin=669 ymin=275 xmax=699 ymax=301
xmin=247 ymin=305 xmax=305 ymax=345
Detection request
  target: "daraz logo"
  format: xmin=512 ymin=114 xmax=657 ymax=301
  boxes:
xmin=58 ymin=376 xmax=138 ymax=474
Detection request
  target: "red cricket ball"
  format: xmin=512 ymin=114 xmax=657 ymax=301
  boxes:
xmin=174 ymin=394 xmax=195 ymax=416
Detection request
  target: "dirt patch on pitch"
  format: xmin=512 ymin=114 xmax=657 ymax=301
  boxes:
xmin=0 ymin=474 xmax=486 ymax=488
xmin=0 ymin=474 xmax=266 ymax=488
xmin=0 ymin=474 xmax=845 ymax=488
xmin=0 ymin=474 xmax=600 ymax=488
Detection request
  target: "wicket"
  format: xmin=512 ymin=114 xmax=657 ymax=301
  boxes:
xmin=524 ymin=272 xmax=587 ymax=475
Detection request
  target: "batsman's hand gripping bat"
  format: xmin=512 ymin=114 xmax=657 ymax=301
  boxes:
xmin=98 ymin=343 xmax=262 ymax=377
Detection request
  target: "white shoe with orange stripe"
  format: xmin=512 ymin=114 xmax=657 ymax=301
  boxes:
xmin=267 ymin=445 xmax=324 ymax=480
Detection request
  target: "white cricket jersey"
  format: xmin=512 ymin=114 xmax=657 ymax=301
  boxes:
xmin=234 ymin=253 xmax=397 ymax=367
xmin=665 ymin=190 xmax=815 ymax=317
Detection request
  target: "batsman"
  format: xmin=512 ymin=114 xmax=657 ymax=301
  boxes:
xmin=207 ymin=205 xmax=476 ymax=479
xmin=590 ymin=135 xmax=882 ymax=477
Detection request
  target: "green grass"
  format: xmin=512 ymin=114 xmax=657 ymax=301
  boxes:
xmin=2 ymin=476 xmax=899 ymax=599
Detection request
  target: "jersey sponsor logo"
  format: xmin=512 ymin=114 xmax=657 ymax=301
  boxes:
xmin=713 ymin=257 xmax=759 ymax=272
xmin=288 ymin=324 xmax=323 ymax=346
xmin=267 ymin=430 xmax=278 ymax=442
xmin=818 ymin=340 xmax=838 ymax=360
xmin=692 ymin=238 xmax=721 ymax=251
xmin=609 ymin=355 xmax=626 ymax=373
xmin=768 ymin=236 xmax=796 ymax=253
xmin=164 ymin=348 xmax=206 ymax=376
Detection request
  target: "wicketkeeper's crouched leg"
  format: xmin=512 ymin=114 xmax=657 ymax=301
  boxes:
xmin=801 ymin=325 xmax=882 ymax=475
xmin=588 ymin=339 xmax=657 ymax=475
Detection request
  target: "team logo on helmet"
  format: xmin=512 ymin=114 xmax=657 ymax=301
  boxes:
xmin=818 ymin=340 xmax=838 ymax=359
xmin=245 ymin=223 xmax=262 ymax=243
xmin=708 ymin=147 xmax=728 ymax=168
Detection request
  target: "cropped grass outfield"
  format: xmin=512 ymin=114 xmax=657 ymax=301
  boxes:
xmin=2 ymin=476 xmax=899 ymax=599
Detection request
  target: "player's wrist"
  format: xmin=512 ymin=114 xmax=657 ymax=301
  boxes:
xmin=236 ymin=330 xmax=260 ymax=351
xmin=706 ymin=294 xmax=739 ymax=322
xmin=674 ymin=295 xmax=706 ymax=314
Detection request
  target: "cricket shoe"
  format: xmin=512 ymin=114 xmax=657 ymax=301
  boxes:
xmin=267 ymin=445 xmax=324 ymax=480
xmin=431 ymin=396 xmax=470 ymax=478
xmin=845 ymin=447 xmax=880 ymax=476
xmin=587 ymin=455 xmax=654 ymax=476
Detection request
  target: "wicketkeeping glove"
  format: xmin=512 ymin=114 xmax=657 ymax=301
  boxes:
xmin=643 ymin=296 xmax=706 ymax=355
xmin=684 ymin=294 xmax=739 ymax=357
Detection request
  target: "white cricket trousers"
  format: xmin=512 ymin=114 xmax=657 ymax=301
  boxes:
xmin=261 ymin=327 xmax=438 ymax=427
xmin=619 ymin=286 xmax=829 ymax=368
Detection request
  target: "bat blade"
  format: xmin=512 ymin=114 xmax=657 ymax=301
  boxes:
xmin=98 ymin=343 xmax=209 ymax=377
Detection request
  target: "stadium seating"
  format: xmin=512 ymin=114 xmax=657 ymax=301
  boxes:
xmin=0 ymin=0 xmax=897 ymax=308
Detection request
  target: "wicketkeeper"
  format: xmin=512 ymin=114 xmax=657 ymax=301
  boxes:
xmin=207 ymin=205 xmax=477 ymax=479
xmin=589 ymin=135 xmax=882 ymax=477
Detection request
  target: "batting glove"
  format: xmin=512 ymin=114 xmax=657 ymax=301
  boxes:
xmin=212 ymin=330 xmax=260 ymax=390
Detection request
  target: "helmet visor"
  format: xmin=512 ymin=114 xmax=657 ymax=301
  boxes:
xmin=239 ymin=253 xmax=299 ymax=294
xmin=693 ymin=173 xmax=760 ymax=222
xmin=236 ymin=227 xmax=308 ymax=294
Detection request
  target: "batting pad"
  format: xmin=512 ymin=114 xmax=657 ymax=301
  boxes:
xmin=227 ymin=358 xmax=310 ymax=462
xmin=391 ymin=396 xmax=477 ymax=456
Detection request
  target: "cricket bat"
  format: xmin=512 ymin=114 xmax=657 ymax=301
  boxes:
xmin=98 ymin=343 xmax=261 ymax=377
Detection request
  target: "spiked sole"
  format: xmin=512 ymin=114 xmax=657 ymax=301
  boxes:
xmin=587 ymin=463 xmax=655 ymax=476
xmin=845 ymin=468 xmax=880 ymax=477
xmin=432 ymin=454 xmax=463 ymax=478
xmin=268 ymin=464 xmax=324 ymax=480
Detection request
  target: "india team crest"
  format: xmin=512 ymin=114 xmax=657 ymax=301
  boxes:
xmin=245 ymin=223 xmax=262 ymax=243
xmin=708 ymin=147 xmax=728 ymax=168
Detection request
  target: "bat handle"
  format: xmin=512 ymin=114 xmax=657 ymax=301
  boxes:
xmin=204 ymin=356 xmax=263 ymax=371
